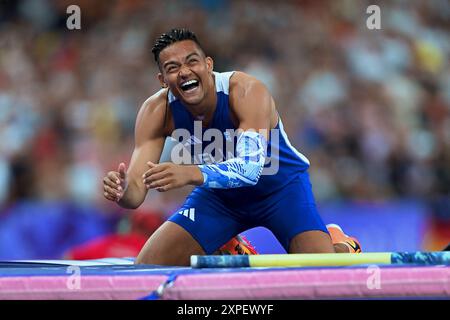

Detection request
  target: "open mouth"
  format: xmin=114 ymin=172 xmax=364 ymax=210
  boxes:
xmin=180 ymin=79 xmax=200 ymax=92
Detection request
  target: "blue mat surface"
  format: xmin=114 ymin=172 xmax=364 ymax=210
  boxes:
xmin=0 ymin=258 xmax=440 ymax=277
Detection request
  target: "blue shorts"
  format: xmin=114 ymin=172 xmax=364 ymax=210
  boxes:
xmin=168 ymin=171 xmax=328 ymax=254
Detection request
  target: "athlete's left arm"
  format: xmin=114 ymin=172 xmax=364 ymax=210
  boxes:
xmin=197 ymin=72 xmax=273 ymax=188
xmin=144 ymin=72 xmax=274 ymax=191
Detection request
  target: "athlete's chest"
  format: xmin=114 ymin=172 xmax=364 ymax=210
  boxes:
xmin=168 ymin=96 xmax=239 ymax=164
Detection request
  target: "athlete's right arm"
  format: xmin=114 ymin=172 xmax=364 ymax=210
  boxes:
xmin=102 ymin=91 xmax=169 ymax=209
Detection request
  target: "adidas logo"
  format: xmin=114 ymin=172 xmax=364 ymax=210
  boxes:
xmin=178 ymin=208 xmax=195 ymax=221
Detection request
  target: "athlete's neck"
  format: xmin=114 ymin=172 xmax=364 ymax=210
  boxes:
xmin=184 ymin=74 xmax=217 ymax=126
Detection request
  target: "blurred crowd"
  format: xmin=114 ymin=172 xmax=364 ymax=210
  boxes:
xmin=0 ymin=0 xmax=449 ymax=218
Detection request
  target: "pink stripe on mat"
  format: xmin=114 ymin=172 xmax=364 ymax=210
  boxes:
xmin=163 ymin=267 xmax=450 ymax=299
xmin=0 ymin=275 xmax=166 ymax=300
xmin=2 ymin=267 xmax=449 ymax=300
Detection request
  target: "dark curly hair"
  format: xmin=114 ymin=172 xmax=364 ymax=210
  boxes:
xmin=151 ymin=28 xmax=204 ymax=65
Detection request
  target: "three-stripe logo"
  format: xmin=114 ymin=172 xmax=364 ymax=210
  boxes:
xmin=178 ymin=208 xmax=195 ymax=221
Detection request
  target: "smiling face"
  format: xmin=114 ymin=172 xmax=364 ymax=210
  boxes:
xmin=157 ymin=40 xmax=214 ymax=107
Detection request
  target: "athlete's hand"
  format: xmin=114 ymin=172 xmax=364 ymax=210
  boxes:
xmin=142 ymin=162 xmax=203 ymax=192
xmin=103 ymin=162 xmax=128 ymax=202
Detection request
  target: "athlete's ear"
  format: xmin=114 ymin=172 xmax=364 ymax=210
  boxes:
xmin=157 ymin=73 xmax=167 ymax=88
xmin=206 ymin=56 xmax=214 ymax=73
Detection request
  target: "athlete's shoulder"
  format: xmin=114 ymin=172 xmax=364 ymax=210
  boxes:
xmin=229 ymin=71 xmax=260 ymax=86
xmin=135 ymin=89 xmax=170 ymax=137
xmin=138 ymin=89 xmax=168 ymax=118
xmin=229 ymin=71 xmax=270 ymax=97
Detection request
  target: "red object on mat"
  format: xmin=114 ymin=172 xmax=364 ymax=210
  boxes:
xmin=66 ymin=233 xmax=148 ymax=260
xmin=66 ymin=211 xmax=164 ymax=260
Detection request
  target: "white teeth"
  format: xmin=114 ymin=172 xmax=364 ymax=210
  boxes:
xmin=181 ymin=80 xmax=198 ymax=88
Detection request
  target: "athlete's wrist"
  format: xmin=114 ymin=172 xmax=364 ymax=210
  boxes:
xmin=187 ymin=165 xmax=204 ymax=186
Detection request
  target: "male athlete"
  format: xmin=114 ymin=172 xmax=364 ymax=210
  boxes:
xmin=102 ymin=29 xmax=361 ymax=266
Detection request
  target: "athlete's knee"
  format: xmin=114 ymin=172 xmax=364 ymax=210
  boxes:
xmin=289 ymin=230 xmax=335 ymax=253
xmin=134 ymin=255 xmax=146 ymax=265
xmin=134 ymin=223 xmax=206 ymax=266
xmin=134 ymin=253 xmax=169 ymax=266
xmin=135 ymin=244 xmax=187 ymax=266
